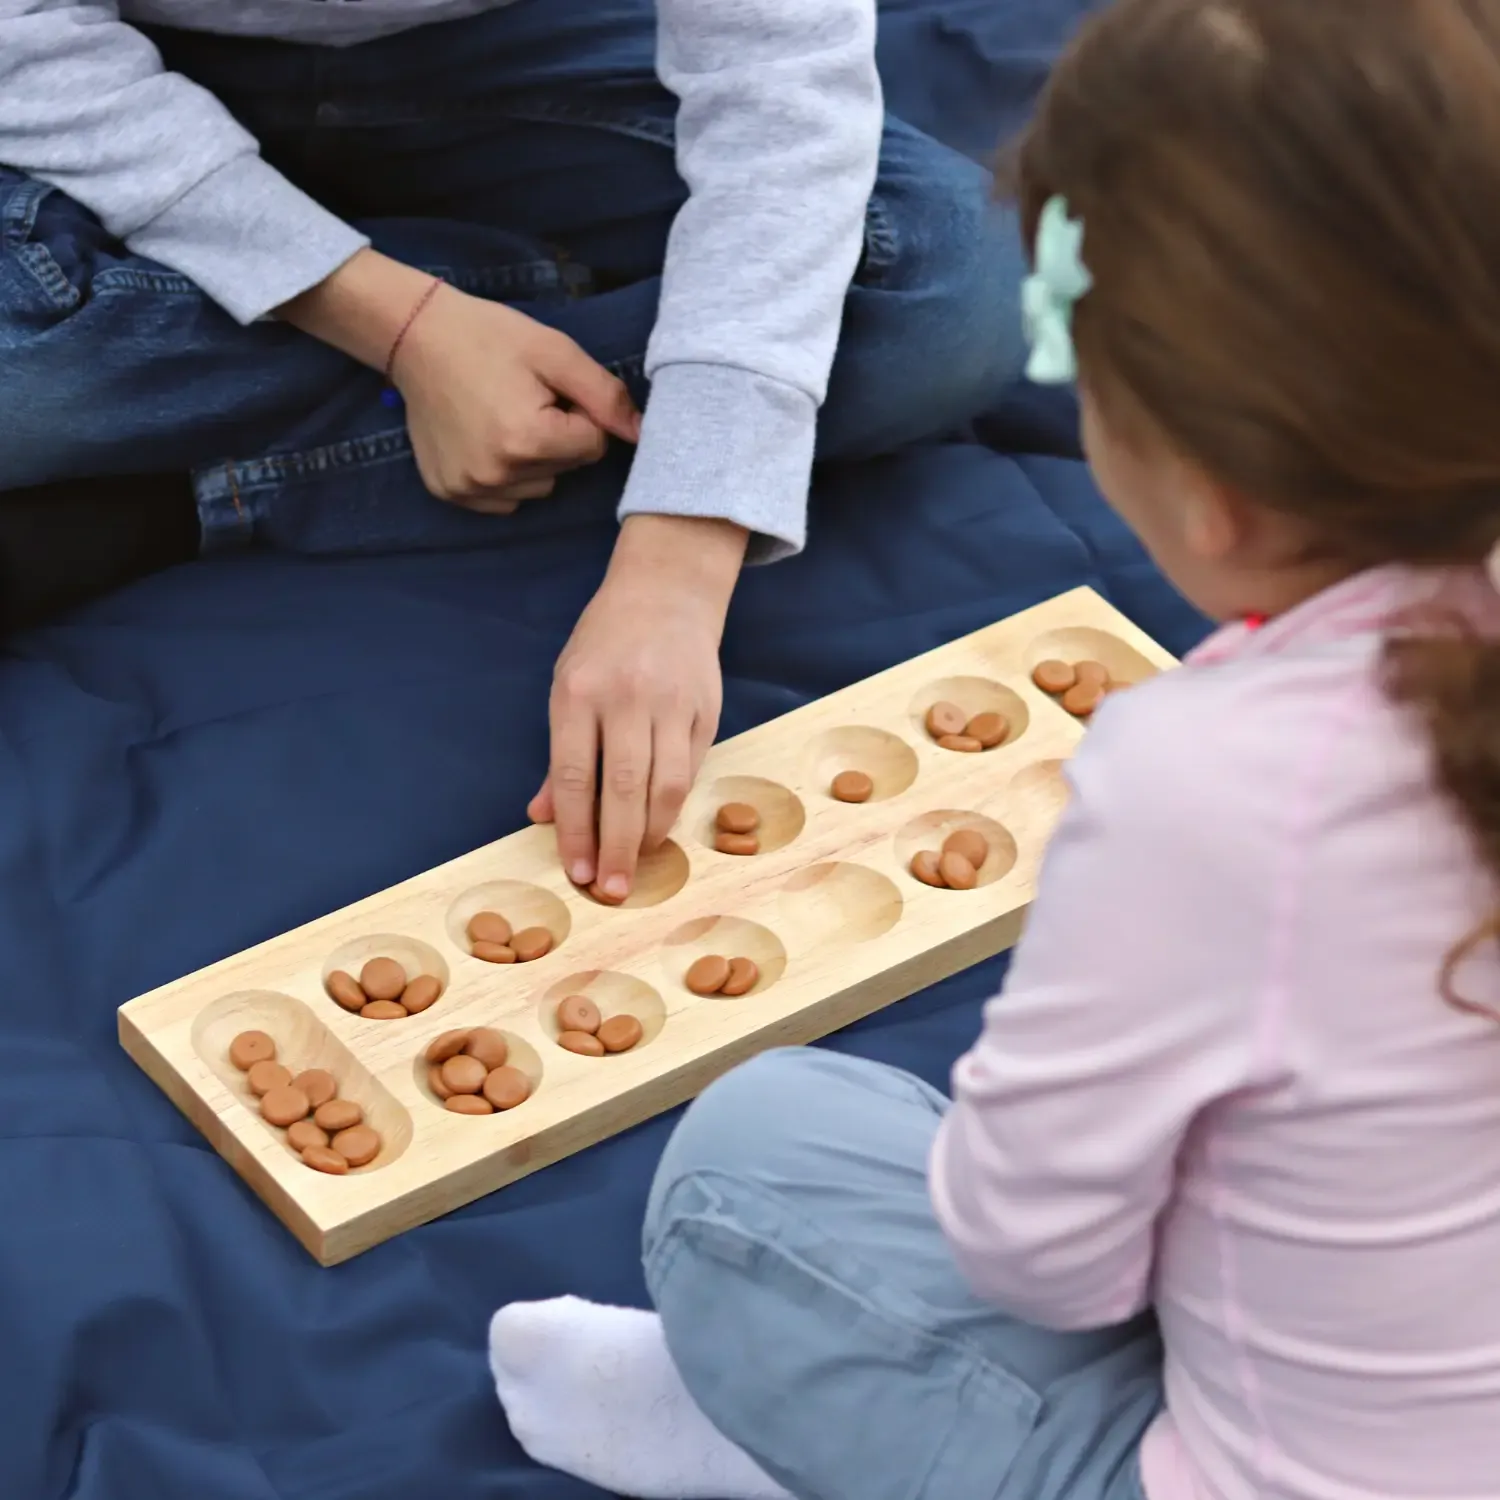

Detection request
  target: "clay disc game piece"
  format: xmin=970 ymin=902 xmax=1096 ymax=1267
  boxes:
xmin=942 ymin=829 xmax=990 ymax=871
xmin=466 ymin=910 xmax=513 ymax=947
xmin=715 ymin=803 xmax=760 ymax=835
xmin=587 ymin=881 xmax=626 ymax=906
xmin=937 ymin=734 xmax=983 ymax=753
xmin=287 ymin=1119 xmax=330 ymax=1153
xmin=719 ymin=957 xmax=760 ymax=997
xmin=359 ymin=957 xmax=407 ymax=1003
xmin=314 ymin=1098 xmax=363 ymax=1133
xmin=597 ymin=1014 xmax=644 ymax=1053
xmin=228 ymin=1030 xmax=276 ymax=1071
xmin=330 ymin=1124 xmax=381 ymax=1168
xmin=938 ymin=851 xmax=978 ymax=890
xmin=482 ymin=1066 xmax=533 ymax=1111
xmin=425 ymin=1029 xmax=472 ymax=1065
xmin=464 ymin=1028 xmax=510 ymax=1070
xmin=1031 ymin=660 xmax=1077 ymax=694
xmin=428 ymin=1064 xmax=454 ymax=1100
xmin=556 ymin=995 xmax=602 ymax=1035
xmin=684 ymin=954 xmax=731 ymax=995
xmin=445 ymin=1094 xmax=494 ymax=1116
xmin=360 ymin=999 xmax=408 ymax=1020
xmin=440 ymin=1055 xmax=488 ymax=1095
xmin=1074 ymin=660 xmax=1111 ymax=689
xmin=325 ymin=971 xmax=367 ymax=1013
xmin=511 ymin=927 xmax=554 ymax=963
xmin=472 ymin=942 xmax=517 ymax=964
xmin=301 ymin=1145 xmax=349 ymax=1175
xmin=261 ymin=1085 xmax=312 ymax=1128
xmin=965 ymin=712 xmax=1008 ymax=749
xmin=291 ymin=1069 xmax=338 ymax=1109
xmin=558 ymin=1030 xmax=607 ymax=1057
xmin=246 ymin=1060 xmax=292 ymax=1097
xmin=910 ymin=851 xmax=946 ymax=888
xmin=400 ymin=975 xmax=442 ymax=1014
xmin=1061 ymin=681 xmax=1104 ymax=718
xmin=830 ymin=770 xmax=874 ymax=804
xmin=713 ymin=832 xmax=760 ymax=856
xmin=924 ymin=701 xmax=968 ymax=740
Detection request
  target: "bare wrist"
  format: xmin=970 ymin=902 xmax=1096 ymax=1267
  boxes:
xmin=275 ymin=247 xmax=438 ymax=371
xmin=610 ymin=514 xmax=748 ymax=611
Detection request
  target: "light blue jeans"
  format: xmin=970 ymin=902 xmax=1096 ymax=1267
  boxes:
xmin=644 ymin=1049 xmax=1162 ymax=1500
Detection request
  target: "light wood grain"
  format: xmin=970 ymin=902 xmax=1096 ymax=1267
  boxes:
xmin=118 ymin=587 xmax=1176 ymax=1264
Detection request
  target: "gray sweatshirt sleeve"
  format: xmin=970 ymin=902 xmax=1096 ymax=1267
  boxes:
xmin=0 ymin=0 xmax=882 ymax=559
xmin=622 ymin=0 xmax=883 ymax=561
xmin=0 ymin=1 xmax=368 ymax=323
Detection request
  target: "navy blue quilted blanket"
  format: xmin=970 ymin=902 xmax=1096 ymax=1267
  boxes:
xmin=0 ymin=5 xmax=1211 ymax=1497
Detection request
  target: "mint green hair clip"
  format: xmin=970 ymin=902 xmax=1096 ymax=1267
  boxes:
xmin=1022 ymin=195 xmax=1093 ymax=385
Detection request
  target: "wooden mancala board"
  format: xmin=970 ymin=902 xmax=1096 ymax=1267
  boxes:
xmin=119 ymin=587 xmax=1177 ymax=1265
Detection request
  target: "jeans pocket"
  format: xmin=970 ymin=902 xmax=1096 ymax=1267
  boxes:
xmin=0 ymin=170 xmax=84 ymax=332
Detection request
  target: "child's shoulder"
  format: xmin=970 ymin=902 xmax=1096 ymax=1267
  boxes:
xmin=1072 ymin=637 xmax=1393 ymax=846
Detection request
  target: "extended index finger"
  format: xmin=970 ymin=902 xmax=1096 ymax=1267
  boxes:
xmin=547 ymin=687 xmax=600 ymax=889
xmin=594 ymin=707 xmax=652 ymax=903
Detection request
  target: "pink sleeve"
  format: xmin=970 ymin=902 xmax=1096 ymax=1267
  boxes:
xmin=929 ymin=672 xmax=1274 ymax=1330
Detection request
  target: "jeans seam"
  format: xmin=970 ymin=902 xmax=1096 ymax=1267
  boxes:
xmin=207 ymin=427 xmax=415 ymax=495
xmin=612 ymin=353 xmax=645 ymax=383
xmin=859 ymin=192 xmax=899 ymax=289
xmin=480 ymin=97 xmax=676 ymax=149
xmin=13 ymin=243 xmax=79 ymax=311
xmin=88 ymin=257 xmax=586 ymax=301
xmin=91 ymin=266 xmax=200 ymax=297
xmin=1 ymin=172 xmax=47 ymax=243
xmin=434 ymin=258 xmax=593 ymax=299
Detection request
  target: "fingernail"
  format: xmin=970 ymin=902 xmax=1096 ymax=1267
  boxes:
xmin=570 ymin=861 xmax=594 ymax=886
xmin=604 ymin=874 xmax=629 ymax=899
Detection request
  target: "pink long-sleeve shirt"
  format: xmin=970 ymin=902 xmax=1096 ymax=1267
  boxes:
xmin=930 ymin=566 xmax=1500 ymax=1500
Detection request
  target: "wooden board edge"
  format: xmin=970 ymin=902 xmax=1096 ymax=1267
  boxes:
xmin=118 ymin=1008 xmax=330 ymax=1263
xmin=314 ymin=901 xmax=1030 ymax=1265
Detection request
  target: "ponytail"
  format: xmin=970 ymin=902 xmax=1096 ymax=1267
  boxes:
xmin=1385 ymin=624 xmax=1500 ymax=1015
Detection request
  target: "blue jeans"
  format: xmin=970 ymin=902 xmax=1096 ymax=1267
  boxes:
xmin=0 ymin=0 xmax=1028 ymax=559
xmin=644 ymin=1049 xmax=1163 ymax=1500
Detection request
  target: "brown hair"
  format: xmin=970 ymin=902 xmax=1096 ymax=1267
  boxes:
xmin=1010 ymin=0 xmax=1500 ymax=1003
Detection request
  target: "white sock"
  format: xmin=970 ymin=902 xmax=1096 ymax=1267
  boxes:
xmin=489 ymin=1296 xmax=792 ymax=1500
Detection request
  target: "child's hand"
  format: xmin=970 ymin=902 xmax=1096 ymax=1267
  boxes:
xmin=529 ymin=515 xmax=748 ymax=899
xmin=278 ymin=250 xmax=639 ymax=511
xmin=392 ymin=289 xmax=640 ymax=511
xmin=283 ymin=254 xmax=747 ymax=895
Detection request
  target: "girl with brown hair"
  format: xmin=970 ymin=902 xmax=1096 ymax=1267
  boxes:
xmin=489 ymin=4 xmax=1500 ymax=1497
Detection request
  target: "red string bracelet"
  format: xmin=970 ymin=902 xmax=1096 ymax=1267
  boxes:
xmin=383 ymin=276 xmax=443 ymax=383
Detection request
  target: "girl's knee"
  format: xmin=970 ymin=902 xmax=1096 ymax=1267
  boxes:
xmin=649 ymin=1048 xmax=826 ymax=1192
xmin=643 ymin=1049 xmax=944 ymax=1259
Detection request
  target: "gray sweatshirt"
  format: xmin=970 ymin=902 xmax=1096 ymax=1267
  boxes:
xmin=0 ymin=0 xmax=884 ymax=559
